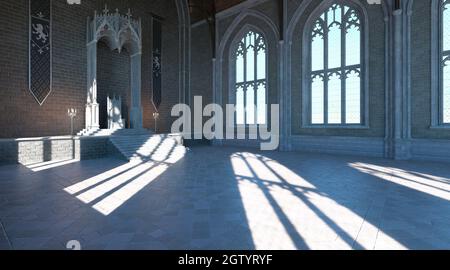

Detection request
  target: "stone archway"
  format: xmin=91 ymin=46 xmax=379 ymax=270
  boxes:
xmin=85 ymin=6 xmax=143 ymax=131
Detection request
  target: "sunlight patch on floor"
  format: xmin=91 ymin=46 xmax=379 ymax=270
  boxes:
xmin=231 ymin=152 xmax=407 ymax=250
xmin=64 ymin=144 xmax=186 ymax=216
xmin=76 ymin=162 xmax=156 ymax=204
xmin=93 ymin=163 xmax=169 ymax=215
xmin=350 ymin=162 xmax=450 ymax=201
xmin=64 ymin=161 xmax=142 ymax=195
xmin=25 ymin=159 xmax=79 ymax=172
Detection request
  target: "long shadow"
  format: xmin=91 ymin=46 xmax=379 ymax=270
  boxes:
xmin=9 ymin=145 xmax=449 ymax=250
xmin=407 ymin=171 xmax=450 ymax=184
xmin=353 ymin=164 xmax=450 ymax=195
xmin=406 ymin=171 xmax=450 ymax=185
xmin=67 ymin=138 xmax=167 ymax=196
xmin=81 ymin=142 xmax=178 ymax=207
xmin=131 ymin=136 xmax=178 ymax=162
xmin=239 ymin=154 xmax=309 ymax=249
xmin=262 ymin=151 xmax=450 ymax=249
xmin=248 ymin=154 xmax=366 ymax=250
xmin=118 ymin=145 xmax=257 ymax=249
xmin=78 ymin=162 xmax=158 ymax=206
xmin=67 ymin=161 xmax=145 ymax=196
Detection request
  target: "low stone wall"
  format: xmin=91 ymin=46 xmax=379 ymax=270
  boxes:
xmin=0 ymin=136 xmax=120 ymax=165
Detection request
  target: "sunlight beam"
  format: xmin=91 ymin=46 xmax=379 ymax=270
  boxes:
xmin=231 ymin=152 xmax=401 ymax=250
xmin=76 ymin=162 xmax=155 ymax=204
xmin=350 ymin=162 xmax=450 ymax=201
xmin=64 ymin=161 xmax=143 ymax=195
xmin=93 ymin=164 xmax=168 ymax=216
xmin=64 ymin=139 xmax=187 ymax=216
xmin=26 ymin=159 xmax=79 ymax=172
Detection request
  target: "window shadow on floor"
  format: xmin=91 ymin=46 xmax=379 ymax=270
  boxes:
xmin=229 ymin=150 xmax=450 ymax=250
xmin=1 ymin=146 xmax=449 ymax=250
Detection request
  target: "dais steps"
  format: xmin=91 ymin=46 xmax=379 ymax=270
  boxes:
xmin=77 ymin=128 xmax=185 ymax=162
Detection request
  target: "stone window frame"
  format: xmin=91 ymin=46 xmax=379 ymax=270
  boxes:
xmin=431 ymin=0 xmax=450 ymax=128
xmin=301 ymin=0 xmax=370 ymax=129
xmin=228 ymin=24 xmax=269 ymax=128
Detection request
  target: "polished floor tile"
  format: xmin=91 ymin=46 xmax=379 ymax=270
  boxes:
xmin=0 ymin=146 xmax=449 ymax=250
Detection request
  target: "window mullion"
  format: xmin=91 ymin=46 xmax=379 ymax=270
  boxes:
xmin=244 ymin=36 xmax=248 ymax=125
xmin=324 ymin=12 xmax=329 ymax=125
xmin=341 ymin=7 xmax=346 ymax=125
xmin=254 ymin=35 xmax=258 ymax=125
xmin=439 ymin=5 xmax=442 ymax=124
xmin=440 ymin=4 xmax=445 ymax=124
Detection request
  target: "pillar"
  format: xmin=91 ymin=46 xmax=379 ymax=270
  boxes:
xmin=392 ymin=8 xmax=411 ymax=160
xmin=130 ymin=52 xmax=143 ymax=129
xmin=85 ymin=41 xmax=99 ymax=130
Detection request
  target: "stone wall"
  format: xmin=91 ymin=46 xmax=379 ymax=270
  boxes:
xmin=190 ymin=23 xmax=213 ymax=117
xmin=411 ymin=0 xmax=450 ymax=140
xmin=97 ymin=42 xmax=131 ymax=129
xmin=0 ymin=0 xmax=182 ymax=138
xmin=190 ymin=0 xmax=450 ymax=161
xmin=0 ymin=136 xmax=121 ymax=165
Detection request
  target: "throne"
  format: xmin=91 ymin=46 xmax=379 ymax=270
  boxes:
xmin=107 ymin=95 xmax=125 ymax=129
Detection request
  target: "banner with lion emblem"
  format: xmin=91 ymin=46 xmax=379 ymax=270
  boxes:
xmin=29 ymin=0 xmax=52 ymax=105
xmin=152 ymin=18 xmax=162 ymax=110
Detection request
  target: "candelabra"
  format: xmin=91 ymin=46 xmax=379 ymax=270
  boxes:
xmin=153 ymin=112 xmax=160 ymax=134
xmin=68 ymin=108 xmax=78 ymax=136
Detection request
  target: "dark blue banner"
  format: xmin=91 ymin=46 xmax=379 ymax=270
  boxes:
xmin=29 ymin=0 xmax=52 ymax=105
xmin=152 ymin=18 xmax=162 ymax=110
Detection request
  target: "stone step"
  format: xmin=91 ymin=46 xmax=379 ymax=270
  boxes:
xmin=109 ymin=133 xmax=184 ymax=162
xmin=77 ymin=128 xmax=153 ymax=137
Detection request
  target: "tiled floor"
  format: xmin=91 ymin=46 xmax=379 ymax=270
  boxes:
xmin=0 ymin=146 xmax=449 ymax=250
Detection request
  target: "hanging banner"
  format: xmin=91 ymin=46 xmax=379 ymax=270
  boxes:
xmin=29 ymin=0 xmax=52 ymax=105
xmin=152 ymin=18 xmax=162 ymax=110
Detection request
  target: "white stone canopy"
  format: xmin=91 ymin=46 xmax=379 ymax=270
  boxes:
xmin=85 ymin=6 xmax=143 ymax=132
xmin=88 ymin=6 xmax=142 ymax=55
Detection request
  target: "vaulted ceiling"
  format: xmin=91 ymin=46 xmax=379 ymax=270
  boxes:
xmin=189 ymin=0 xmax=246 ymax=24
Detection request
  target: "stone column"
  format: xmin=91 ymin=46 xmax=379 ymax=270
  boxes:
xmin=85 ymin=41 xmax=99 ymax=130
xmin=279 ymin=39 xmax=290 ymax=151
xmin=392 ymin=8 xmax=411 ymax=160
xmin=130 ymin=52 xmax=143 ymax=129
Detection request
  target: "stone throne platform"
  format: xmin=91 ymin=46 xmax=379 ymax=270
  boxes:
xmin=76 ymin=128 xmax=184 ymax=163
xmin=0 ymin=128 xmax=184 ymax=165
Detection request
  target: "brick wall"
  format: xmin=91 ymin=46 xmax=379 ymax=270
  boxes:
xmin=199 ymin=0 xmax=386 ymax=139
xmin=0 ymin=136 xmax=120 ymax=165
xmin=411 ymin=0 xmax=450 ymax=140
xmin=190 ymin=23 xmax=213 ymax=126
xmin=0 ymin=0 xmax=181 ymax=138
xmin=97 ymin=42 xmax=131 ymax=129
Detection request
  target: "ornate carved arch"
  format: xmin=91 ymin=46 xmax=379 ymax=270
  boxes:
xmin=84 ymin=6 xmax=143 ymax=132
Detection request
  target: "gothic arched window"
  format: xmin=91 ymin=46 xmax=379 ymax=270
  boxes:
xmin=234 ymin=30 xmax=267 ymax=125
xmin=306 ymin=3 xmax=365 ymax=126
xmin=441 ymin=0 xmax=450 ymax=123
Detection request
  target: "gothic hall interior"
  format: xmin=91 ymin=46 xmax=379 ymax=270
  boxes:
xmin=0 ymin=0 xmax=449 ymax=251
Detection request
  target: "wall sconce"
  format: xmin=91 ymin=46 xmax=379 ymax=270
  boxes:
xmin=68 ymin=108 xmax=78 ymax=136
xmin=153 ymin=112 xmax=160 ymax=133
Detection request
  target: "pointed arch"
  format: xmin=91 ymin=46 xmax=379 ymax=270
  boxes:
xmin=286 ymin=0 xmax=383 ymax=44
xmin=431 ymin=0 xmax=450 ymax=126
xmin=214 ymin=8 xmax=279 ymax=113
xmin=217 ymin=9 xmax=279 ymax=62
xmin=301 ymin=0 xmax=369 ymax=127
xmin=229 ymin=25 xmax=268 ymax=125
